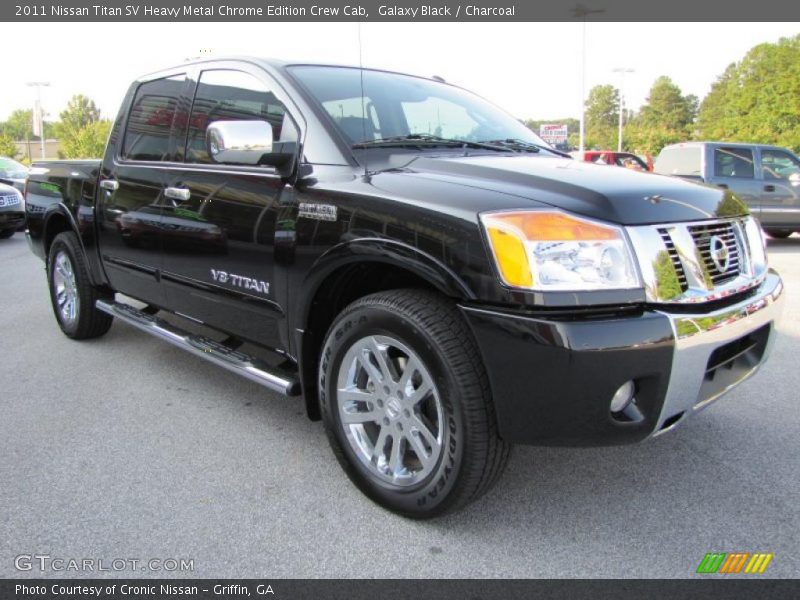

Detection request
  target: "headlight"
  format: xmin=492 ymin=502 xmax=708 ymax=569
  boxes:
xmin=480 ymin=210 xmax=641 ymax=291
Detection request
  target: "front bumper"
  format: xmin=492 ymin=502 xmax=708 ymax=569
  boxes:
xmin=0 ymin=210 xmax=25 ymax=231
xmin=460 ymin=270 xmax=784 ymax=446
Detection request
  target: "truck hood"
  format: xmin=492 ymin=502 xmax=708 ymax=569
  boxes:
xmin=404 ymin=154 xmax=746 ymax=225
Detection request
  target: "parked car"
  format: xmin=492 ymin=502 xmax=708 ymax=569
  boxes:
xmin=0 ymin=182 xmax=25 ymax=238
xmin=0 ymin=157 xmax=29 ymax=192
xmin=655 ymin=142 xmax=800 ymax=238
xmin=24 ymin=58 xmax=784 ymax=517
xmin=572 ymin=150 xmax=652 ymax=171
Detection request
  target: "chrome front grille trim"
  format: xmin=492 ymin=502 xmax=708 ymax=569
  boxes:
xmin=626 ymin=216 xmax=768 ymax=305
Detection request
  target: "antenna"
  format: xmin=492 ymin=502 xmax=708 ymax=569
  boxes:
xmin=357 ymin=21 xmax=371 ymax=182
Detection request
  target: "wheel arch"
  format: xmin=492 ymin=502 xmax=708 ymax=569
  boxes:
xmin=295 ymin=239 xmax=476 ymax=421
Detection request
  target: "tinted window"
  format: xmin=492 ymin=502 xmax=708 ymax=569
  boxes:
xmin=761 ymin=149 xmax=800 ymax=180
xmin=122 ymin=74 xmax=184 ymax=161
xmin=654 ymin=146 xmax=702 ymax=176
xmin=714 ymin=147 xmax=754 ymax=179
xmin=185 ymin=70 xmax=296 ymax=164
xmin=290 ymin=66 xmax=548 ymax=147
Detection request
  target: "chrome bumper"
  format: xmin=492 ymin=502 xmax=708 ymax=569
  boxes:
xmin=652 ymin=270 xmax=784 ymax=436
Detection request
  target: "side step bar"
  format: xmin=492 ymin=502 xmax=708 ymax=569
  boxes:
xmin=96 ymin=299 xmax=301 ymax=396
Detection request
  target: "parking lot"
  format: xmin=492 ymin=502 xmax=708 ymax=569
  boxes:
xmin=1 ymin=231 xmax=798 ymax=579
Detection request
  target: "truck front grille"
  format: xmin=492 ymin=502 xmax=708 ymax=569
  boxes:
xmin=688 ymin=222 xmax=741 ymax=285
xmin=0 ymin=193 xmax=20 ymax=208
xmin=626 ymin=217 xmax=767 ymax=305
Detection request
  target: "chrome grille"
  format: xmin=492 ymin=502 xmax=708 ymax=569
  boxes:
xmin=0 ymin=193 xmax=20 ymax=208
xmin=626 ymin=217 xmax=767 ymax=305
xmin=688 ymin=222 xmax=741 ymax=285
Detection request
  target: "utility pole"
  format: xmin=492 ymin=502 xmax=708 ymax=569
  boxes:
xmin=612 ymin=68 xmax=634 ymax=152
xmin=26 ymin=81 xmax=50 ymax=159
xmin=571 ymin=4 xmax=606 ymax=153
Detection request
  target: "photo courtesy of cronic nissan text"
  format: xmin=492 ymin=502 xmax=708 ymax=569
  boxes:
xmin=1 ymin=0 xmax=799 ymax=597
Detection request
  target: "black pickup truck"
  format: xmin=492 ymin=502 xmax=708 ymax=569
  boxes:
xmin=25 ymin=58 xmax=784 ymax=517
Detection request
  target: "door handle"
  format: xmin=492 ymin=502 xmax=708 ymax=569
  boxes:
xmin=764 ymin=184 xmax=776 ymax=192
xmin=717 ymin=183 xmax=728 ymax=189
xmin=164 ymin=187 xmax=191 ymax=202
xmin=100 ymin=179 xmax=119 ymax=192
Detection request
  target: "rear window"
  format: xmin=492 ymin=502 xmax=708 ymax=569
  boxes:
xmin=714 ymin=147 xmax=754 ymax=179
xmin=122 ymin=74 xmax=185 ymax=162
xmin=654 ymin=146 xmax=702 ymax=176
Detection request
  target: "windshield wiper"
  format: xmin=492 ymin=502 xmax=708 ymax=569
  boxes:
xmin=352 ymin=134 xmax=512 ymax=152
xmin=479 ymin=138 xmax=572 ymax=158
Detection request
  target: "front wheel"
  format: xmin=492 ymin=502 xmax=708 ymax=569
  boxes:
xmin=47 ymin=231 xmax=113 ymax=339
xmin=0 ymin=229 xmax=15 ymax=239
xmin=319 ymin=289 xmax=510 ymax=518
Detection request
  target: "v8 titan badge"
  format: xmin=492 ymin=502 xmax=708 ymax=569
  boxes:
xmin=210 ymin=269 xmax=270 ymax=295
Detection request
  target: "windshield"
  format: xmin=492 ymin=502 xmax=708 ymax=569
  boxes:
xmin=0 ymin=158 xmax=28 ymax=179
xmin=290 ymin=66 xmax=548 ymax=148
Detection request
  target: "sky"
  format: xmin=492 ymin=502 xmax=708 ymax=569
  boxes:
xmin=3 ymin=22 xmax=799 ymax=127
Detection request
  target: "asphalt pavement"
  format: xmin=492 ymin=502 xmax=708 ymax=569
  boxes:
xmin=1 ymin=232 xmax=798 ymax=578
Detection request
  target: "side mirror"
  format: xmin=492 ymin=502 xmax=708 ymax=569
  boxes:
xmin=206 ymin=119 xmax=298 ymax=176
xmin=206 ymin=120 xmax=273 ymax=165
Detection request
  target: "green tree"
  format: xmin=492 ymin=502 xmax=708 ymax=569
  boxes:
xmin=584 ymin=84 xmax=619 ymax=150
xmin=55 ymin=94 xmax=101 ymax=135
xmin=637 ymin=76 xmax=695 ymax=132
xmin=0 ymin=133 xmax=18 ymax=158
xmin=58 ymin=120 xmax=111 ymax=159
xmin=0 ymin=109 xmax=35 ymax=140
xmin=697 ymin=35 xmax=800 ymax=152
xmin=53 ymin=95 xmax=108 ymax=159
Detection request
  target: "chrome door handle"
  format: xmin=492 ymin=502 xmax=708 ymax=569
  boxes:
xmin=100 ymin=179 xmax=119 ymax=191
xmin=164 ymin=187 xmax=191 ymax=202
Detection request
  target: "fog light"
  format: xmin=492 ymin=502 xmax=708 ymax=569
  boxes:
xmin=610 ymin=380 xmax=635 ymax=413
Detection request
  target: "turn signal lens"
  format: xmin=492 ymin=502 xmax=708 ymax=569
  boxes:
xmin=481 ymin=210 xmax=641 ymax=291
xmin=485 ymin=226 xmax=533 ymax=287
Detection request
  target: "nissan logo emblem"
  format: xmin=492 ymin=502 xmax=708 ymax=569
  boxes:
xmin=709 ymin=235 xmax=731 ymax=272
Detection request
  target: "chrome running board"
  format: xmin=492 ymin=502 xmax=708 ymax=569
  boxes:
xmin=96 ymin=299 xmax=301 ymax=396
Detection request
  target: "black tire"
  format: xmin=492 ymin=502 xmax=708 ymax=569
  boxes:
xmin=47 ymin=231 xmax=114 ymax=339
xmin=0 ymin=229 xmax=14 ymax=239
xmin=765 ymin=228 xmax=792 ymax=239
xmin=319 ymin=289 xmax=510 ymax=518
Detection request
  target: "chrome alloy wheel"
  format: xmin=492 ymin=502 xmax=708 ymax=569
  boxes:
xmin=52 ymin=251 xmax=79 ymax=325
xmin=336 ymin=335 xmax=444 ymax=487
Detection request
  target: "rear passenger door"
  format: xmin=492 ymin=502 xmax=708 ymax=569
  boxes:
xmin=159 ymin=66 xmax=300 ymax=351
xmin=706 ymin=145 xmax=763 ymax=216
xmin=98 ymin=73 xmax=189 ymax=307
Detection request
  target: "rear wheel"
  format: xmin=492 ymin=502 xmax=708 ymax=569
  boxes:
xmin=319 ymin=289 xmax=510 ymax=518
xmin=47 ymin=231 xmax=113 ymax=339
xmin=765 ymin=228 xmax=793 ymax=239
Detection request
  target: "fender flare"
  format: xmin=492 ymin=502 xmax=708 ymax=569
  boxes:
xmin=295 ymin=237 xmax=477 ymax=333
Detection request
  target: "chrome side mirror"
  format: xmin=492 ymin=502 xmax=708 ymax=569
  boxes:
xmin=206 ymin=120 xmax=273 ymax=165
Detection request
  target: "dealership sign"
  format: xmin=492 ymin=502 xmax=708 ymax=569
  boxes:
xmin=539 ymin=124 xmax=568 ymax=145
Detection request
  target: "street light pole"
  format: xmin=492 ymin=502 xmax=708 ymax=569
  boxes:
xmin=612 ymin=67 xmax=634 ymax=152
xmin=572 ymin=5 xmax=606 ymax=153
xmin=26 ymin=81 xmax=50 ymax=159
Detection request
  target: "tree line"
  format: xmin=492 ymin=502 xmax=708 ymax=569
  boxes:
xmin=2 ymin=34 xmax=798 ymax=161
xmin=0 ymin=95 xmax=111 ymax=161
xmin=526 ymin=34 xmax=800 ymax=156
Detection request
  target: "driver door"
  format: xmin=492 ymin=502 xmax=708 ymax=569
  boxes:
xmin=159 ymin=67 xmax=299 ymax=351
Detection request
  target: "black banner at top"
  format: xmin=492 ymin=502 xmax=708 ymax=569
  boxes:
xmin=4 ymin=0 xmax=800 ymax=22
